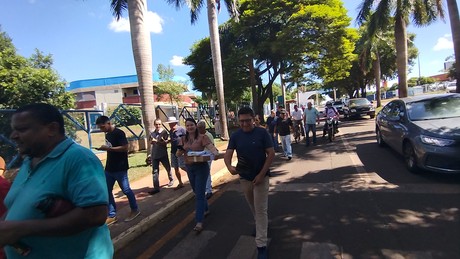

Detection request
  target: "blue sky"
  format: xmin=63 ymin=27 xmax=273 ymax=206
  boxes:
xmin=0 ymin=0 xmax=455 ymax=89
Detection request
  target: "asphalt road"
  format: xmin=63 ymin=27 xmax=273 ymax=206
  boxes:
xmin=116 ymin=118 xmax=460 ymax=259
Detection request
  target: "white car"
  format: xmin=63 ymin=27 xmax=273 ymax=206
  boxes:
xmin=446 ymin=81 xmax=457 ymax=93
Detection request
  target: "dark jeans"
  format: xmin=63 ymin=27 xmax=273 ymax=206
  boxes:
xmin=152 ymin=155 xmax=173 ymax=190
xmin=186 ymin=162 xmax=210 ymax=223
xmin=305 ymin=124 xmax=317 ymax=145
xmin=270 ymin=132 xmax=279 ymax=150
xmin=106 ymin=170 xmax=138 ymax=217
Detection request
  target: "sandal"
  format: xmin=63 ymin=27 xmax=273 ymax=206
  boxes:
xmin=174 ymin=184 xmax=184 ymax=190
xmin=193 ymin=223 xmax=203 ymax=234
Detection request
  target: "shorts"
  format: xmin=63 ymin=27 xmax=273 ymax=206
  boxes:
xmin=170 ymin=152 xmax=186 ymax=170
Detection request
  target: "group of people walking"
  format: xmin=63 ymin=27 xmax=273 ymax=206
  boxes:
xmin=0 ymin=101 xmax=335 ymax=259
xmin=265 ymin=101 xmax=340 ymax=155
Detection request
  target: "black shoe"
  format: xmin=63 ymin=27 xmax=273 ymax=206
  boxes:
xmin=288 ymin=156 xmax=292 ymax=161
xmin=257 ymin=246 xmax=268 ymax=259
xmin=205 ymin=192 xmax=213 ymax=199
xmin=148 ymin=189 xmax=160 ymax=195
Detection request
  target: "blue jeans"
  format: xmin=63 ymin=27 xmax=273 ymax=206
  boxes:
xmin=152 ymin=155 xmax=173 ymax=190
xmin=105 ymin=170 xmax=138 ymax=218
xmin=305 ymin=124 xmax=317 ymax=145
xmin=186 ymin=162 xmax=209 ymax=223
xmin=280 ymin=134 xmax=292 ymax=157
xmin=270 ymin=133 xmax=279 ymax=150
xmin=206 ymin=161 xmax=212 ymax=194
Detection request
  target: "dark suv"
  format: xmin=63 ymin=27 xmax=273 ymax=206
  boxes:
xmin=343 ymin=98 xmax=375 ymax=119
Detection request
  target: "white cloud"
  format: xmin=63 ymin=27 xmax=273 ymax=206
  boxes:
xmin=109 ymin=11 xmax=164 ymax=33
xmin=433 ymin=34 xmax=453 ymax=51
xmin=170 ymin=55 xmax=185 ymax=66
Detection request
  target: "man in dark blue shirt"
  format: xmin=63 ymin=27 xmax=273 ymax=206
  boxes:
xmin=224 ymin=107 xmax=275 ymax=259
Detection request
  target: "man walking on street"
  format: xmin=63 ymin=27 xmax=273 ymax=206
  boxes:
xmin=167 ymin=117 xmax=187 ymax=190
xmin=303 ymin=102 xmax=320 ymax=146
xmin=96 ymin=116 xmax=140 ymax=225
xmin=146 ymin=119 xmax=174 ymax=195
xmin=224 ymin=107 xmax=275 ymax=259
xmin=275 ymin=109 xmax=293 ymax=160
xmin=265 ymin=110 xmax=279 ymax=152
xmin=291 ymin=104 xmax=304 ymax=137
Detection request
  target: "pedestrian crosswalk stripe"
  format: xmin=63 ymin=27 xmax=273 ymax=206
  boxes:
xmin=163 ymin=230 xmax=216 ymax=259
xmin=227 ymin=235 xmax=257 ymax=259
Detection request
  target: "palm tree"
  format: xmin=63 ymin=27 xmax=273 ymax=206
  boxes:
xmin=110 ymin=0 xmax=156 ymax=137
xmin=359 ymin=19 xmax=394 ymax=108
xmin=167 ymin=0 xmax=239 ymax=140
xmin=446 ymin=0 xmax=460 ymax=92
xmin=357 ymin=0 xmax=444 ymax=98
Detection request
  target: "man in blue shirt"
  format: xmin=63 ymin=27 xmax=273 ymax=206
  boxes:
xmin=1 ymin=103 xmax=113 ymax=258
xmin=303 ymin=102 xmax=320 ymax=146
xmin=224 ymin=107 xmax=275 ymax=259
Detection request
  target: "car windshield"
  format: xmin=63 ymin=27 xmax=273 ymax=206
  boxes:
xmin=349 ymin=99 xmax=369 ymax=106
xmin=407 ymin=96 xmax=460 ymax=121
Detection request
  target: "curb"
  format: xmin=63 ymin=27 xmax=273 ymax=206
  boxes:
xmin=112 ymin=162 xmax=235 ymax=252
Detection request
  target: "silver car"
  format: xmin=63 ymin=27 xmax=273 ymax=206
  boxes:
xmin=375 ymin=93 xmax=460 ymax=174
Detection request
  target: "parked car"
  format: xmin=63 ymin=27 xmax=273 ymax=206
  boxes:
xmin=446 ymin=81 xmax=457 ymax=93
xmin=332 ymin=100 xmax=344 ymax=115
xmin=375 ymin=93 xmax=460 ymax=174
xmin=343 ymin=98 xmax=375 ymax=119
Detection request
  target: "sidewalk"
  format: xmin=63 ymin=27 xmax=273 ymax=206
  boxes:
xmin=108 ymin=142 xmax=237 ymax=252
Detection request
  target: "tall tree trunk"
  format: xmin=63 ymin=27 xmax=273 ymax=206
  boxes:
xmin=280 ymin=73 xmax=286 ymax=109
xmin=374 ymin=52 xmax=382 ymax=107
xmin=207 ymin=0 xmax=229 ymax=140
xmin=446 ymin=0 xmax=460 ymax=92
xmin=395 ymin=13 xmax=408 ymax=97
xmin=249 ymin=57 xmax=259 ymax=114
xmin=127 ymin=0 xmax=155 ymax=138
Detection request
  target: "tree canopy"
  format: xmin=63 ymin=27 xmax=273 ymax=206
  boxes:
xmin=184 ymin=0 xmax=357 ymax=116
xmin=154 ymin=64 xmax=188 ymax=105
xmin=0 ymin=28 xmax=74 ymax=109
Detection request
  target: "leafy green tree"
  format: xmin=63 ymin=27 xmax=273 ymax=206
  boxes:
xmin=183 ymin=37 xmax=249 ymax=104
xmin=0 ymin=29 xmax=74 ymax=109
xmin=407 ymin=76 xmax=436 ymax=87
xmin=357 ymin=0 xmax=445 ymax=98
xmin=0 ymin=28 xmax=75 ymax=164
xmin=219 ymin=0 xmax=357 ymax=117
xmin=155 ymin=64 xmax=188 ymax=105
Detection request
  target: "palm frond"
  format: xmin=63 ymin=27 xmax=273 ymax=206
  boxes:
xmin=165 ymin=0 xmax=187 ymax=10
xmin=224 ymin=0 xmax=240 ymax=21
xmin=189 ymin=0 xmax=205 ymax=24
xmin=110 ymin=0 xmax=128 ymax=20
xmin=356 ymin=0 xmax=375 ymax=25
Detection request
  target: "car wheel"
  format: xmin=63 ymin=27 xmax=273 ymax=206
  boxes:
xmin=403 ymin=142 xmax=420 ymax=174
xmin=376 ymin=128 xmax=385 ymax=147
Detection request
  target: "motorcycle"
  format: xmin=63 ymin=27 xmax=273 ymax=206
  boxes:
xmin=323 ymin=117 xmax=337 ymax=142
